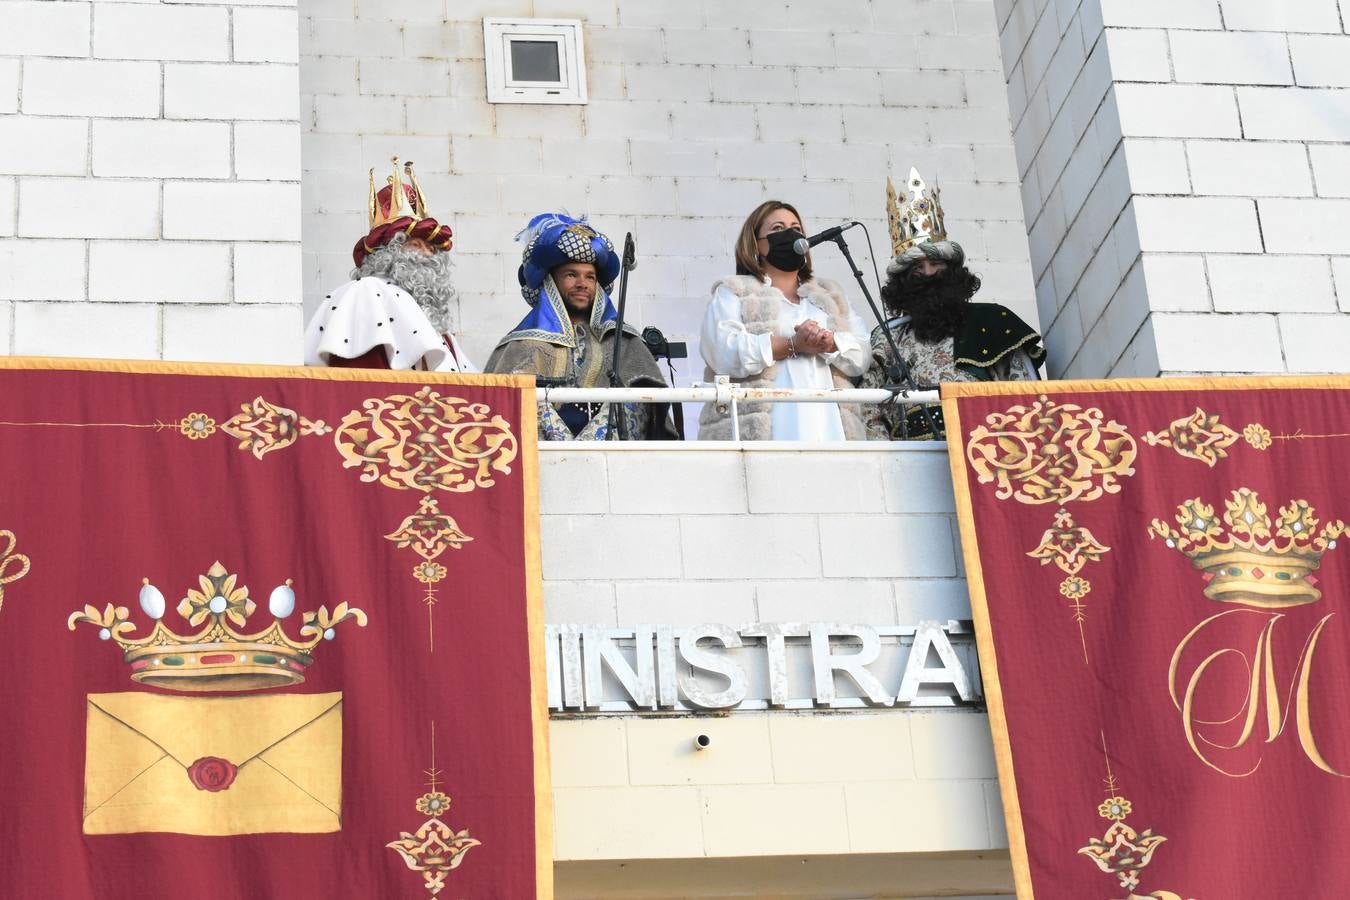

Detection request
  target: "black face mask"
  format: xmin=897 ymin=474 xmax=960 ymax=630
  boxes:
xmin=762 ymin=229 xmax=807 ymax=272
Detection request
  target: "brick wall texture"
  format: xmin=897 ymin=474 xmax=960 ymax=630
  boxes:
xmin=0 ymin=0 xmax=305 ymax=364
xmin=537 ymin=443 xmax=1007 ymax=866
xmin=1002 ymin=0 xmax=1350 ymax=378
xmin=300 ymin=0 xmax=1039 ymax=373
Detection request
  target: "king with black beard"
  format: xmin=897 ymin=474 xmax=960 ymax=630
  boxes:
xmin=861 ymin=169 xmax=1045 ymax=440
xmin=304 ymin=157 xmax=476 ymax=372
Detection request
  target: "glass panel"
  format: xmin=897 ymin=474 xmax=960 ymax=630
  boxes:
xmin=509 ymin=39 xmax=562 ymax=82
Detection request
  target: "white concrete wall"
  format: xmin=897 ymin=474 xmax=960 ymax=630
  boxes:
xmin=1003 ymin=0 xmax=1350 ymax=378
xmin=299 ymin=0 xmax=1039 ymax=375
xmin=999 ymin=0 xmax=1141 ymax=378
xmin=0 ymin=0 xmax=304 ymax=364
xmin=538 ymin=443 xmax=1009 ymax=896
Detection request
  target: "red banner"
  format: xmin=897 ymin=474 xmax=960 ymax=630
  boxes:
xmin=944 ymin=377 xmax=1350 ymax=899
xmin=0 ymin=359 xmax=549 ymax=899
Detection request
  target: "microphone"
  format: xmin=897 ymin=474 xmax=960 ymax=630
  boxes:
xmin=622 ymin=232 xmax=637 ymax=271
xmin=793 ymin=221 xmax=858 ymax=255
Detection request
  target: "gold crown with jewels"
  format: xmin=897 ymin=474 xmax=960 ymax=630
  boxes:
xmin=886 ymin=166 xmax=948 ymax=257
xmin=369 ymin=156 xmax=430 ymax=229
xmin=1150 ymin=488 xmax=1344 ymax=608
xmin=68 ymin=561 xmax=367 ymax=692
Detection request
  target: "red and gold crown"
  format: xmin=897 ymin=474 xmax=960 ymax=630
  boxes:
xmin=1150 ymin=488 xmax=1344 ymax=608
xmin=354 ymin=156 xmax=452 ymax=266
xmin=68 ymin=561 xmax=367 ymax=692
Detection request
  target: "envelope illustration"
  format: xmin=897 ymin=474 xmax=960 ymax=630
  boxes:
xmin=83 ymin=691 xmax=342 ymax=836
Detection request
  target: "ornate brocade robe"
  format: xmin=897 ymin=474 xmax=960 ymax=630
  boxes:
xmin=862 ymin=302 xmax=1044 ymax=440
xmin=484 ymin=277 xmax=677 ymax=441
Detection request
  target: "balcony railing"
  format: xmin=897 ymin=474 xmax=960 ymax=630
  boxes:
xmin=536 ymin=376 xmax=940 ymax=440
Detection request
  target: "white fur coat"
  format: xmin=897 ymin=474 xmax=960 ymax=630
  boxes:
xmin=698 ymin=275 xmax=865 ymax=441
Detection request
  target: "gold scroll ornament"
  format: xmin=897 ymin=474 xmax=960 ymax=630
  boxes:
xmin=0 ymin=530 xmax=30 ymax=614
xmin=1143 ymin=407 xmax=1238 ymax=467
xmin=333 ymin=386 xmax=517 ymax=493
xmin=965 ymin=394 xmax=1136 ymax=506
xmin=965 ymin=395 xmax=1136 ymax=662
xmin=387 ymin=721 xmax=480 ymax=896
xmin=334 ymin=385 xmax=518 ymax=651
xmin=1078 ymin=732 xmax=1192 ymax=900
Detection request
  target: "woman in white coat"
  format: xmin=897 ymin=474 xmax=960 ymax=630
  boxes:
xmin=698 ymin=200 xmax=871 ymax=440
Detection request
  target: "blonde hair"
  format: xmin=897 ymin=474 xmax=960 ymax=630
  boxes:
xmin=734 ymin=200 xmax=813 ymax=282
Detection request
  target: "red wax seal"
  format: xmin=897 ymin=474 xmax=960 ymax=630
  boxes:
xmin=187 ymin=756 xmax=238 ymax=792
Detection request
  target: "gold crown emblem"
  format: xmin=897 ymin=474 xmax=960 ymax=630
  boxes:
xmin=1150 ymin=489 xmax=1344 ymax=608
xmin=368 ymin=156 xmax=430 ymax=230
xmin=68 ymin=562 xmax=367 ymax=692
xmin=886 ymin=167 xmax=948 ymax=257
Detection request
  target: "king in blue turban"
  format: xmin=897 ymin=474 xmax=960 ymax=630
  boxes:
xmin=485 ymin=213 xmax=678 ymax=441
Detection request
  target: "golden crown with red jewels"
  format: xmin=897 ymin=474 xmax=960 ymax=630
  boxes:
xmin=1150 ymin=488 xmax=1344 ymax=608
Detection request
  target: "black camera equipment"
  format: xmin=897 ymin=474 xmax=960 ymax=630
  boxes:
xmin=640 ymin=326 xmax=687 ymax=362
xmin=640 ymin=326 xmax=687 ymax=439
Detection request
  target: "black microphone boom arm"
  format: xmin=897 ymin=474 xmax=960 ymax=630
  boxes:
xmin=819 ymin=229 xmax=942 ymax=440
xmin=606 ymin=232 xmax=638 ymax=440
xmin=793 ymin=221 xmax=858 ymax=256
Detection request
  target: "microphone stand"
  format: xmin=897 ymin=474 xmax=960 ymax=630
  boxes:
xmin=606 ymin=232 xmax=637 ymax=441
xmin=825 ymin=228 xmax=942 ymax=440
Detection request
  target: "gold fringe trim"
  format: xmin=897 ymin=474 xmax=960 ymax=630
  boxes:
xmin=941 ymin=373 xmax=1350 ymax=399
xmin=0 ymin=356 xmax=534 ymax=388
xmin=941 ymin=393 xmax=1036 ymax=899
xmin=954 ymin=331 xmax=1045 ymax=369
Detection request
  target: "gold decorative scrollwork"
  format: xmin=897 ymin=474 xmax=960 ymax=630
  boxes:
xmin=0 ymin=530 xmax=31 ymax=614
xmin=222 ymin=397 xmax=331 ymax=459
xmin=965 ymin=396 xmax=1135 ymax=666
xmin=385 ymin=496 xmax=472 ymax=627
xmin=1143 ymin=407 xmax=1237 ymax=467
xmin=387 ymin=815 xmax=481 ymax=896
xmin=1027 ymin=508 xmax=1110 ymax=576
xmin=388 ymin=722 xmax=480 ymax=896
xmin=385 ymin=496 xmax=473 ymax=569
xmin=965 ymin=395 xmax=1137 ymax=506
xmin=334 ymin=386 xmax=518 ymax=493
xmin=1078 ymin=733 xmax=1191 ymax=899
xmin=1079 ymin=817 xmax=1167 ymax=895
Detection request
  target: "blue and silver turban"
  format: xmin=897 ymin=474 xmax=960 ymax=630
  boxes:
xmin=516 ymin=212 xmax=622 ymax=305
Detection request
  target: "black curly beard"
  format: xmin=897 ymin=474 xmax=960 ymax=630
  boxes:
xmin=880 ymin=266 xmax=981 ymax=343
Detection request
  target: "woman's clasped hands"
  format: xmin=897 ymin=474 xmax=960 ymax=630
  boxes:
xmin=792 ymin=319 xmax=837 ymax=355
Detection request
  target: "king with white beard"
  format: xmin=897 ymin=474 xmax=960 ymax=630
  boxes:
xmin=304 ymin=157 xmax=475 ymax=373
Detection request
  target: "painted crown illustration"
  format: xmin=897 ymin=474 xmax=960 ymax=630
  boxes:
xmin=68 ymin=562 xmax=367 ymax=692
xmin=1150 ymin=488 xmax=1344 ymax=608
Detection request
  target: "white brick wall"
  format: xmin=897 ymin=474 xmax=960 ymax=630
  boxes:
xmin=0 ymin=240 xmax=85 ymax=302
xmin=539 ymin=444 xmax=1001 ymax=878
xmin=538 ymin=446 xmax=970 ymax=619
xmin=0 ymin=2 xmax=91 ymax=58
xmin=301 ymin=0 xmax=1038 ymax=378
xmin=1002 ymin=0 xmax=1350 ymax=378
xmin=89 ymin=241 xmax=232 ymax=304
xmin=94 ymin=5 xmax=231 ymax=62
xmin=0 ymin=0 xmax=304 ymax=362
